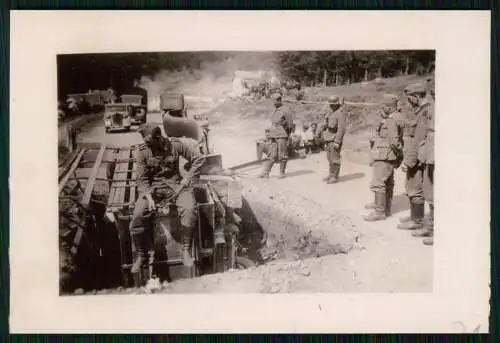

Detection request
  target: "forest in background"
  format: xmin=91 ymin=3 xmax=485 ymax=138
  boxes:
xmin=57 ymin=50 xmax=435 ymax=98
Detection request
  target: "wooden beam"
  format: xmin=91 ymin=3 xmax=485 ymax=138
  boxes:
xmin=58 ymin=149 xmax=86 ymax=194
xmin=81 ymin=144 xmax=106 ymax=207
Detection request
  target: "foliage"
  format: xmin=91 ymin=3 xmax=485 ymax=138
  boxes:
xmin=276 ymin=50 xmax=435 ymax=86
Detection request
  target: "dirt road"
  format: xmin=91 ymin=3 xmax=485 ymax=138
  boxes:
xmin=77 ymin=109 xmax=433 ymax=293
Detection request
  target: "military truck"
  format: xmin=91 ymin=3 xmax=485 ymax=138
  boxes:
xmin=120 ymin=87 xmax=148 ymax=125
xmin=104 ymin=103 xmax=132 ymax=133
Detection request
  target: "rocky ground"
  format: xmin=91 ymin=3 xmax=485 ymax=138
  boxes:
xmin=67 ymin=75 xmax=433 ymax=294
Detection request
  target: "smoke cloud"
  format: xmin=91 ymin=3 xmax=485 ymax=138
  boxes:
xmin=138 ymin=52 xmax=279 ymax=111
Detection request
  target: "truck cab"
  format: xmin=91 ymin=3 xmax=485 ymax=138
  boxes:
xmin=104 ymin=103 xmax=132 ymax=133
xmin=120 ymin=94 xmax=147 ymax=124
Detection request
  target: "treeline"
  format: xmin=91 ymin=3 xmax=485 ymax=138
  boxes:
xmin=57 ymin=50 xmax=434 ymax=98
xmin=277 ymin=50 xmax=435 ymax=87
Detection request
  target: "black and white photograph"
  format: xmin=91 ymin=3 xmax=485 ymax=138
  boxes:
xmin=10 ymin=11 xmax=490 ymax=333
xmin=57 ymin=50 xmax=437 ymax=295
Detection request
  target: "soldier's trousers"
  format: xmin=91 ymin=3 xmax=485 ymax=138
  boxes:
xmin=325 ymin=141 xmax=342 ymax=164
xmin=129 ymin=186 xmax=198 ymax=234
xmin=370 ymin=161 xmax=395 ymax=193
xmin=405 ymin=165 xmax=424 ymax=204
xmin=423 ymin=163 xmax=434 ymax=204
xmin=269 ymin=138 xmax=288 ymax=162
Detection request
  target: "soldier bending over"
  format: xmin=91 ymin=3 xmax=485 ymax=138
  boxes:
xmin=129 ymin=124 xmax=205 ymax=270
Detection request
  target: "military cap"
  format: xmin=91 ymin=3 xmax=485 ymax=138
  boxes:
xmin=404 ymin=82 xmax=427 ymax=95
xmin=328 ymin=95 xmax=343 ymax=105
xmin=382 ymin=94 xmax=399 ymax=106
xmin=271 ymin=93 xmax=282 ymax=100
xmin=303 ymin=123 xmax=310 ymax=129
xmin=138 ymin=123 xmax=162 ymax=140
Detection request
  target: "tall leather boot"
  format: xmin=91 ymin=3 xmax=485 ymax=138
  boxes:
xmin=422 ymin=204 xmax=434 ymax=245
xmin=363 ymin=192 xmax=387 ymax=221
xmin=400 ymin=212 xmax=430 ymax=223
xmin=326 ymin=163 xmax=340 ymax=184
xmin=385 ymin=188 xmax=393 ymax=217
xmin=364 ymin=192 xmax=376 ymax=209
xmin=398 ymin=202 xmax=424 ymax=230
xmin=322 ymin=163 xmax=333 ymax=181
xmin=413 ymin=204 xmax=434 ymax=239
xmin=258 ymin=159 xmax=273 ymax=179
xmin=181 ymin=225 xmax=194 ymax=267
xmin=278 ymin=160 xmax=287 ymax=179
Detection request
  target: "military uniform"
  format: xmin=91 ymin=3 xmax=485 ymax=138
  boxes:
xmin=412 ymin=97 xmax=435 ymax=245
xmin=259 ymin=94 xmax=294 ymax=178
xmin=364 ymin=95 xmax=403 ymax=221
xmin=397 ymin=83 xmax=431 ymax=231
xmin=130 ymin=124 xmax=205 ymax=270
xmin=320 ymin=95 xmax=347 ymax=183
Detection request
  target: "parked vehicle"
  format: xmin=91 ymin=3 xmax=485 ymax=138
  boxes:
xmin=120 ymin=88 xmax=148 ymax=125
xmin=104 ymin=103 xmax=132 ymax=133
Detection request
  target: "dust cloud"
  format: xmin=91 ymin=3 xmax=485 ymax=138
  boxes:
xmin=138 ymin=52 xmax=279 ymax=111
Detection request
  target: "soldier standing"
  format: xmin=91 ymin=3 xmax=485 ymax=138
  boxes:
xmin=412 ymin=86 xmax=435 ymax=245
xmin=258 ymin=93 xmax=294 ymax=179
xmin=320 ymin=95 xmax=347 ymax=184
xmin=397 ymin=83 xmax=432 ymax=231
xmin=129 ymin=124 xmax=205 ymax=270
xmin=364 ymin=94 xmax=403 ymax=221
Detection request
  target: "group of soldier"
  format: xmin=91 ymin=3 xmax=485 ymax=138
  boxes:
xmin=257 ymin=80 xmax=435 ymax=246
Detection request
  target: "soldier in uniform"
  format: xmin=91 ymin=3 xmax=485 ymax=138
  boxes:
xmin=129 ymin=124 xmax=205 ymax=270
xmin=364 ymin=94 xmax=403 ymax=221
xmin=412 ymin=83 xmax=435 ymax=245
xmin=258 ymin=93 xmax=294 ymax=179
xmin=397 ymin=83 xmax=432 ymax=231
xmin=319 ymin=95 xmax=347 ymax=184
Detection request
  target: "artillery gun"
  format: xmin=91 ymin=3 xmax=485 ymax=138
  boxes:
xmin=59 ymin=92 xmax=260 ymax=293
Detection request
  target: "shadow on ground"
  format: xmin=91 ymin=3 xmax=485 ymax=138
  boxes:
xmin=390 ymin=193 xmax=410 ymax=215
xmin=282 ymin=170 xmax=316 ymax=179
xmin=337 ymin=172 xmax=365 ymax=183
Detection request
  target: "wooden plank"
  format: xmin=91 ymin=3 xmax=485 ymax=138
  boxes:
xmin=108 ymin=148 xmax=130 ymax=209
xmin=129 ymin=147 xmax=137 ymax=205
xmin=58 ymin=149 xmax=86 ymax=194
xmin=81 ymin=144 xmax=106 ymax=206
xmin=106 ymin=149 xmax=118 ymax=208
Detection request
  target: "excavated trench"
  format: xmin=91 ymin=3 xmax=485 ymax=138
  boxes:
xmin=237 ymin=179 xmax=359 ymax=265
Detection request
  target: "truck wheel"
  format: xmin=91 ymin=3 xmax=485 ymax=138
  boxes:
xmin=235 ymin=256 xmax=255 ymax=269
